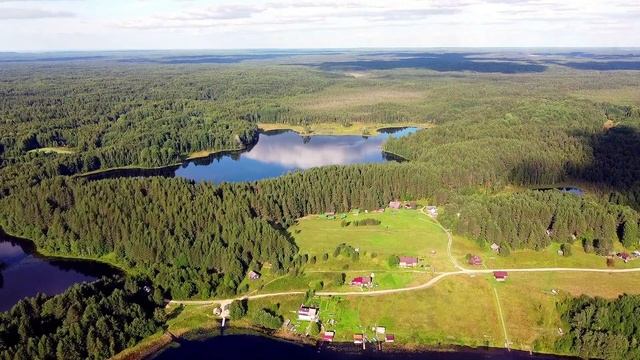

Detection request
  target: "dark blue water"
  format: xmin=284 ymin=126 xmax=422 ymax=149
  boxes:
xmin=174 ymin=127 xmax=417 ymax=183
xmin=151 ymin=334 xmax=573 ymax=360
xmin=0 ymin=231 xmax=119 ymax=312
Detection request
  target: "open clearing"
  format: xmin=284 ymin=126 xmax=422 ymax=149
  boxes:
xmin=27 ymin=146 xmax=75 ymax=154
xmin=290 ymin=209 xmax=455 ymax=272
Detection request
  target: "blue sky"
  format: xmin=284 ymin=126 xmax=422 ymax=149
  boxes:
xmin=0 ymin=0 xmax=639 ymax=51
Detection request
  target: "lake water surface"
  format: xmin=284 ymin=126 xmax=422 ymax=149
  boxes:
xmin=151 ymin=333 xmax=574 ymax=360
xmin=0 ymin=231 xmax=119 ymax=311
xmin=85 ymin=127 xmax=418 ymax=183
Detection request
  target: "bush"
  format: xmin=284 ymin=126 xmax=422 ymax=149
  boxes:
xmin=332 ymin=272 xmax=346 ymax=286
xmin=228 ymin=300 xmax=247 ymax=320
xmin=560 ymin=243 xmax=572 ymax=257
xmin=309 ymin=321 xmax=321 ymax=336
xmin=252 ymin=309 xmax=283 ymax=330
xmin=322 ymin=253 xmax=329 ymax=261
xmin=353 ymin=218 xmax=381 ymax=226
xmin=498 ymin=245 xmax=511 ymax=257
xmin=309 ymin=280 xmax=324 ymax=291
xmin=388 ymin=255 xmax=400 ymax=267
xmin=340 ymin=220 xmax=350 ymax=227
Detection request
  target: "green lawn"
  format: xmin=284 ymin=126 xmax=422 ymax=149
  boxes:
xmin=452 ymin=235 xmax=640 ymax=270
xmin=290 ymin=209 xmax=454 ymax=272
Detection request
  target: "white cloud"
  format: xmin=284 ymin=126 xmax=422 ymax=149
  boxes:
xmin=0 ymin=7 xmax=74 ymax=19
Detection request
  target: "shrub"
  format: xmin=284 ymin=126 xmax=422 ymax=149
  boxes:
xmin=229 ymin=299 xmax=247 ymax=320
xmin=340 ymin=220 xmax=350 ymax=227
xmin=309 ymin=321 xmax=321 ymax=336
xmin=353 ymin=218 xmax=381 ymax=226
xmin=387 ymin=255 xmax=400 ymax=267
xmin=252 ymin=309 xmax=283 ymax=330
xmin=560 ymin=243 xmax=572 ymax=257
xmin=332 ymin=272 xmax=346 ymax=286
xmin=322 ymin=253 xmax=329 ymax=261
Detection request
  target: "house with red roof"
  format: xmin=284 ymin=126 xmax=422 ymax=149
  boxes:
xmin=468 ymin=255 xmax=482 ymax=266
xmin=493 ymin=271 xmax=508 ymax=282
xmin=351 ymin=276 xmax=372 ymax=287
xmin=398 ymin=256 xmax=418 ymax=268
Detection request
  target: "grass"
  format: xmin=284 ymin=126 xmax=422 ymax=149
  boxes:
xmin=290 ymin=209 xmax=455 ymax=272
xmin=451 ymin=235 xmax=640 ymax=270
xmin=27 ymin=146 xmax=75 ymax=154
xmin=258 ymin=122 xmax=429 ymax=136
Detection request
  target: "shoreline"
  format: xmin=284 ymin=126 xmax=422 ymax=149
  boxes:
xmin=117 ymin=325 xmax=575 ymax=360
xmin=0 ymin=225 xmax=128 ymax=275
xmin=257 ymin=122 xmax=429 ymax=137
xmin=74 ymin=124 xmax=423 ymax=179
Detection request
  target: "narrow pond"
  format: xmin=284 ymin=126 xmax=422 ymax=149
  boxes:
xmin=0 ymin=231 xmax=119 ymax=312
xmin=85 ymin=127 xmax=418 ymax=183
xmin=150 ymin=333 xmax=574 ymax=360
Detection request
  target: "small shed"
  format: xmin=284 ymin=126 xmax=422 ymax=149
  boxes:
xmin=248 ymin=270 xmax=261 ymax=280
xmin=493 ymin=271 xmax=508 ymax=282
xmin=403 ymin=201 xmax=417 ymax=209
xmin=468 ymin=255 xmax=482 ymax=266
xmin=388 ymin=201 xmax=401 ymax=209
xmin=323 ymin=331 xmax=335 ymax=342
xmin=398 ymin=256 xmax=418 ymax=268
xmin=426 ymin=206 xmax=438 ymax=217
xmin=490 ymin=243 xmax=501 ymax=253
xmin=385 ymin=334 xmax=395 ymax=343
xmin=353 ymin=334 xmax=364 ymax=344
xmin=375 ymin=326 xmax=386 ymax=334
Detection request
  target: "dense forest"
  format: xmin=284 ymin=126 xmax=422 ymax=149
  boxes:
xmin=557 ymin=294 xmax=640 ymax=360
xmin=439 ymin=190 xmax=639 ymax=254
xmin=0 ymin=277 xmax=164 ymax=360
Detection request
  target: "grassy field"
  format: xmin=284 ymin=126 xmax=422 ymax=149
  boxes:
xmin=258 ymin=122 xmax=429 ymax=136
xmin=290 ymin=209 xmax=455 ymax=272
xmin=451 ymin=235 xmax=640 ymax=270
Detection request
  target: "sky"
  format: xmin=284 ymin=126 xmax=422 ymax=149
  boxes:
xmin=0 ymin=0 xmax=639 ymax=51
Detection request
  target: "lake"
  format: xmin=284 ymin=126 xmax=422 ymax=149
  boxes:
xmin=0 ymin=231 xmax=120 ymax=312
xmin=84 ymin=127 xmax=418 ymax=183
xmin=150 ymin=333 xmax=574 ymax=360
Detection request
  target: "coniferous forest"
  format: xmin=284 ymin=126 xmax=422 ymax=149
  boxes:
xmin=1 ymin=52 xmax=640 ymax=359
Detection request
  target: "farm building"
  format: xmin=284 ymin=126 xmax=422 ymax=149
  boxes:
xmin=385 ymin=334 xmax=395 ymax=343
xmin=388 ymin=201 xmax=401 ymax=209
xmin=297 ymin=305 xmax=319 ymax=322
xmin=493 ymin=271 xmax=508 ymax=282
xmin=353 ymin=334 xmax=364 ymax=344
xmin=468 ymin=255 xmax=482 ymax=266
xmin=323 ymin=331 xmax=335 ymax=342
xmin=399 ymin=256 xmax=418 ymax=268
xmin=375 ymin=326 xmax=386 ymax=334
xmin=490 ymin=243 xmax=501 ymax=253
xmin=351 ymin=276 xmax=372 ymax=287
xmin=248 ymin=270 xmax=261 ymax=280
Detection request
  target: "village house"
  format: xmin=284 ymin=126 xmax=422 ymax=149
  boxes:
xmin=351 ymin=276 xmax=372 ymax=287
xmin=468 ymin=255 xmax=482 ymax=266
xmin=353 ymin=334 xmax=364 ymax=344
xmin=398 ymin=256 xmax=418 ymax=268
xmin=322 ymin=331 xmax=335 ymax=342
xmin=297 ymin=305 xmax=319 ymax=322
xmin=493 ymin=271 xmax=509 ymax=282
xmin=388 ymin=201 xmax=401 ymax=209
xmin=490 ymin=243 xmax=501 ymax=253
xmin=248 ymin=270 xmax=261 ymax=280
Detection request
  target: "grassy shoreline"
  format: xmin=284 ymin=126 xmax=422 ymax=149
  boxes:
xmin=257 ymin=122 xmax=430 ymax=136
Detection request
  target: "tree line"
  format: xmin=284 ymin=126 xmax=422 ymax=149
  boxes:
xmin=0 ymin=277 xmax=164 ymax=360
xmin=557 ymin=294 xmax=640 ymax=359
